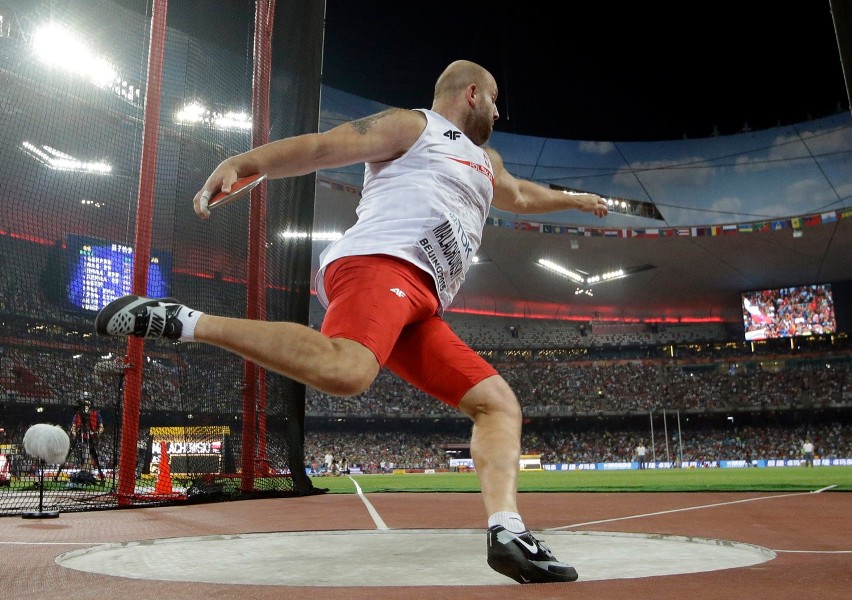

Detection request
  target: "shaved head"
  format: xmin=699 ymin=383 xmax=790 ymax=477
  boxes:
xmin=434 ymin=60 xmax=495 ymax=101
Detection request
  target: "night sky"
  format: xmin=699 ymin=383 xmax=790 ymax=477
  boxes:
xmin=156 ymin=0 xmax=850 ymax=142
xmin=321 ymin=1 xmax=850 ymax=141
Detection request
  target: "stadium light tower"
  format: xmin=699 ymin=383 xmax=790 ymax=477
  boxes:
xmin=32 ymin=23 xmax=117 ymax=87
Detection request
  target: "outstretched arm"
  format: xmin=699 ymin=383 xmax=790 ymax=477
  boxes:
xmin=193 ymin=108 xmax=427 ymax=218
xmin=487 ymin=147 xmax=608 ymax=217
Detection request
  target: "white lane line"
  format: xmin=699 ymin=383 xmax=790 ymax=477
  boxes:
xmin=0 ymin=541 xmax=98 ymax=546
xmin=348 ymin=475 xmax=389 ymax=531
xmin=813 ymin=484 xmax=837 ymax=493
xmin=546 ymin=490 xmax=816 ymax=530
xmin=774 ymin=549 xmax=852 ymax=554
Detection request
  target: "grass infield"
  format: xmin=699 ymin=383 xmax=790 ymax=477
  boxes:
xmin=308 ymin=466 xmax=852 ymax=494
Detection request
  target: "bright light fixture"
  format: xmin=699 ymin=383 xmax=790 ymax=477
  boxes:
xmin=175 ymin=101 xmax=252 ymax=130
xmin=32 ymin=23 xmax=116 ymax=87
xmin=278 ymin=230 xmax=342 ymax=241
xmin=538 ymin=258 xmax=586 ymax=284
xmin=538 ymin=258 xmax=631 ymax=287
xmin=21 ymin=141 xmax=112 ymax=174
xmin=32 ymin=22 xmax=140 ymax=105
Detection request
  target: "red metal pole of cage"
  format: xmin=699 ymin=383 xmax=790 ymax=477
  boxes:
xmin=241 ymin=0 xmax=274 ymax=491
xmin=118 ymin=0 xmax=168 ymax=505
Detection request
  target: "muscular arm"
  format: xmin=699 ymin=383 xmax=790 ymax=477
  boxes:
xmin=194 ymin=109 xmax=427 ymax=217
xmin=487 ymin=147 xmax=608 ymax=217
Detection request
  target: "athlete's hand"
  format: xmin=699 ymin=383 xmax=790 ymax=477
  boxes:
xmin=194 ymin=162 xmax=240 ymax=219
xmin=583 ymin=195 xmax=609 ymax=218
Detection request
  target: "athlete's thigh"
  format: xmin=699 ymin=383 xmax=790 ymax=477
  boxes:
xmin=385 ymin=315 xmax=497 ymax=407
xmin=321 ymin=255 xmax=438 ymax=365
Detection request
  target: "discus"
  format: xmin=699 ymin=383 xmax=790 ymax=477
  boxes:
xmin=206 ymin=173 xmax=267 ymax=211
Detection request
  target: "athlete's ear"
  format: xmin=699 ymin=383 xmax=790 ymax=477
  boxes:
xmin=466 ymin=83 xmax=477 ymax=108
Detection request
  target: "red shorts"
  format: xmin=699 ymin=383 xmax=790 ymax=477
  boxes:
xmin=320 ymin=255 xmax=497 ymax=406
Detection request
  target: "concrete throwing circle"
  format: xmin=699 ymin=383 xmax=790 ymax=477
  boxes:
xmin=56 ymin=529 xmax=775 ymax=586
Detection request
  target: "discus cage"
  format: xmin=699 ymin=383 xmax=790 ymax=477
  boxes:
xmin=0 ymin=0 xmax=326 ymax=516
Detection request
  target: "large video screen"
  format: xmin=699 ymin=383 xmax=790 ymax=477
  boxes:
xmin=741 ymin=284 xmax=836 ymax=341
xmin=67 ymin=235 xmax=171 ymax=312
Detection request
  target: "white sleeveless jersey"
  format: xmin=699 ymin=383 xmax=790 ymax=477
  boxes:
xmin=316 ymin=109 xmax=494 ymax=311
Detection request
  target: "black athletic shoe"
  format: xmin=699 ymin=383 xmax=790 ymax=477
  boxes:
xmin=487 ymin=525 xmax=578 ymax=584
xmin=95 ymin=295 xmax=186 ymax=340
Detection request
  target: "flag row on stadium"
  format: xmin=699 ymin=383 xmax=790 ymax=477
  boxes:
xmin=486 ymin=208 xmax=852 ymax=238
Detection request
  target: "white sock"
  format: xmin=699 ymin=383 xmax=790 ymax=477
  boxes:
xmin=488 ymin=511 xmax=527 ymax=533
xmin=177 ymin=306 xmax=203 ymax=342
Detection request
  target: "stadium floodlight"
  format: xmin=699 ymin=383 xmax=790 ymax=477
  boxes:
xmin=175 ymin=101 xmax=253 ymax=130
xmin=538 ymin=258 xmax=586 ymax=284
xmin=278 ymin=230 xmax=342 ymax=241
xmin=175 ymin=100 xmax=207 ymax=124
xmin=32 ymin=23 xmax=117 ymax=88
xmin=548 ymin=183 xmax=664 ymax=220
xmin=539 ymin=258 xmax=640 ymax=288
xmin=21 ymin=141 xmax=112 ymax=174
xmin=215 ymin=111 xmax=252 ymax=130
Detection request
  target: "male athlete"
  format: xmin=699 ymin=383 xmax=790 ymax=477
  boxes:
xmin=96 ymin=60 xmax=607 ymax=583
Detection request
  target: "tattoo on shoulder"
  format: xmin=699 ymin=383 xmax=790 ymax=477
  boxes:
xmin=350 ymin=109 xmax=400 ymax=135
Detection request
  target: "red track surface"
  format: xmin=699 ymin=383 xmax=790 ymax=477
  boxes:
xmin=0 ymin=491 xmax=849 ymax=599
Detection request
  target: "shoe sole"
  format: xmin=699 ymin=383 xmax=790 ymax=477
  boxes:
xmin=487 ymin=554 xmax=578 ymax=584
xmin=95 ymin=295 xmax=177 ymax=337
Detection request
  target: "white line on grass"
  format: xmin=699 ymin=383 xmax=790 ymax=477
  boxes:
xmin=813 ymin=484 xmax=837 ymax=493
xmin=348 ymin=475 xmax=389 ymax=531
xmin=546 ymin=489 xmax=821 ymax=531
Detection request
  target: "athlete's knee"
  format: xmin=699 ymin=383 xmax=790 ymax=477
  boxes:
xmin=458 ymin=375 xmax=521 ymax=421
xmin=318 ymin=339 xmax=379 ymax=397
xmin=322 ymin=369 xmax=375 ymax=397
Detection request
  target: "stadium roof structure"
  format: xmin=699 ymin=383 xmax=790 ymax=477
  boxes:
xmin=313 ymin=91 xmax=852 ymax=325
xmin=311 ymin=1 xmax=852 ymax=325
xmin=3 ymin=0 xmax=851 ymax=327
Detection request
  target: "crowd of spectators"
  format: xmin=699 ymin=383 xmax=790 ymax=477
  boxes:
xmin=2 ymin=233 xmax=851 ymax=480
xmin=5 ymin=329 xmax=847 ymax=418
xmin=303 ymin=421 xmax=852 ymax=471
xmin=304 ymin=357 xmax=850 ymax=416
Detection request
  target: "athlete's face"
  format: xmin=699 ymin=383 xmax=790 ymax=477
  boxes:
xmin=467 ymin=80 xmax=499 ymax=146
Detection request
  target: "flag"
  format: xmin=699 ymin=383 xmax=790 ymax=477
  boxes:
xmin=676 ymin=228 xmax=691 ymax=236
xmin=804 ymin=215 xmax=821 ymax=227
xmin=738 ymin=223 xmax=753 ymax=233
xmin=743 ymin=297 xmax=771 ymax=325
xmin=722 ymin=224 xmax=738 ymax=235
xmin=820 ymin=211 xmax=837 ymax=224
xmin=771 ymin=220 xmax=787 ymax=231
